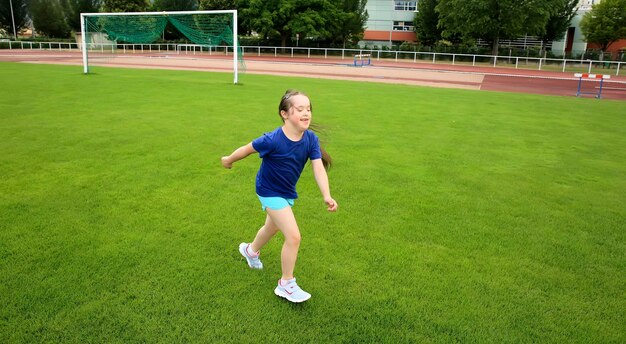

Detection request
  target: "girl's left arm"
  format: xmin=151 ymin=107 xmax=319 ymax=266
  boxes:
xmin=311 ymin=159 xmax=338 ymax=212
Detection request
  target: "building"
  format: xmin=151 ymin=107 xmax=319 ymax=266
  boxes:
xmin=578 ymin=0 xmax=599 ymax=11
xmin=361 ymin=0 xmax=417 ymax=47
xmin=551 ymin=0 xmax=599 ymax=56
xmin=361 ymin=0 xmax=623 ymax=58
xmin=553 ymin=0 xmax=626 ymax=58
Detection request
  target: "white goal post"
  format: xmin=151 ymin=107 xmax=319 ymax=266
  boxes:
xmin=80 ymin=10 xmax=239 ymax=84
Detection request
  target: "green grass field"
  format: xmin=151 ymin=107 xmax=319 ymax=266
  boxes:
xmin=1 ymin=62 xmax=624 ymax=343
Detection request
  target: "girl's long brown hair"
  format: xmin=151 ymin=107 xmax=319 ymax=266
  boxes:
xmin=278 ymin=89 xmax=332 ymax=170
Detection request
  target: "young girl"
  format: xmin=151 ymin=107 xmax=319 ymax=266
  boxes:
xmin=221 ymin=90 xmax=337 ymax=303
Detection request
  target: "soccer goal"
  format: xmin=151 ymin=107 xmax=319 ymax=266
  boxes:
xmin=80 ymin=10 xmax=240 ymax=84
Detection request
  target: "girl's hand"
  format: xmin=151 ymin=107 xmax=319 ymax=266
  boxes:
xmin=325 ymin=197 xmax=338 ymax=212
xmin=221 ymin=156 xmax=232 ymax=169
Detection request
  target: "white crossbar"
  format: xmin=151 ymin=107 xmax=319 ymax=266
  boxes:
xmin=574 ymin=73 xmax=611 ymax=79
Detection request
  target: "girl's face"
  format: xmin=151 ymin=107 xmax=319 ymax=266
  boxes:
xmin=281 ymin=94 xmax=311 ymax=131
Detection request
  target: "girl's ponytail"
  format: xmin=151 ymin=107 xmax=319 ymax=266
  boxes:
xmin=319 ymin=146 xmax=332 ymax=170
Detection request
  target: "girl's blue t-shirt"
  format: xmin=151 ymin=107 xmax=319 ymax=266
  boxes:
xmin=252 ymin=127 xmax=322 ymax=199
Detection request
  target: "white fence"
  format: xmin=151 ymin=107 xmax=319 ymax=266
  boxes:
xmin=1 ymin=40 xmax=622 ymax=76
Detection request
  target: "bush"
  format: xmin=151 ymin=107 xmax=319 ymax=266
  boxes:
xmin=17 ymin=37 xmax=74 ymax=43
xmin=583 ymin=49 xmax=604 ymax=61
xmin=399 ymin=41 xmax=418 ymax=51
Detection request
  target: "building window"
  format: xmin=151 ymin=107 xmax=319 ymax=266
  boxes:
xmin=393 ymin=21 xmax=415 ymax=31
xmin=394 ymin=1 xmax=417 ymax=11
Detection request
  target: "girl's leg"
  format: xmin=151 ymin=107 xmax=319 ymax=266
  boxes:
xmin=249 ymin=214 xmax=280 ymax=253
xmin=265 ymin=207 xmax=301 ymax=280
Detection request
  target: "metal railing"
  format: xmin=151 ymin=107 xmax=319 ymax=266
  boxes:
xmin=1 ymin=40 xmax=622 ymax=76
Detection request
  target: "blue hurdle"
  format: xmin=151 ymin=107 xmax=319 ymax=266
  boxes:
xmin=353 ymin=54 xmax=371 ymax=67
xmin=575 ymin=73 xmax=610 ymax=98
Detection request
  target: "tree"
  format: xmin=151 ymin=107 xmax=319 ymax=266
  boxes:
xmin=436 ymin=0 xmax=553 ymax=56
xmin=413 ymin=0 xmax=440 ymax=46
xmin=61 ymin=0 xmax=102 ymax=32
xmin=0 ymin=0 xmax=28 ymax=38
xmin=198 ymin=0 xmax=236 ymax=10
xmin=152 ymin=0 xmax=197 ymax=11
xmin=198 ymin=0 xmax=251 ymax=35
xmin=580 ymin=0 xmax=626 ymax=59
xmin=102 ymin=0 xmax=149 ymax=12
xmin=29 ymin=0 xmax=71 ymax=38
xmin=330 ymin=0 xmax=368 ymax=48
xmin=243 ymin=0 xmax=330 ymax=47
xmin=539 ymin=0 xmax=578 ymax=56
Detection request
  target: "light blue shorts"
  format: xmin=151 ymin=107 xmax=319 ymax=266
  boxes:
xmin=257 ymin=195 xmax=295 ymax=211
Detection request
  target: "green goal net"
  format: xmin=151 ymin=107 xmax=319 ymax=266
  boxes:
xmin=80 ymin=10 xmax=242 ymax=83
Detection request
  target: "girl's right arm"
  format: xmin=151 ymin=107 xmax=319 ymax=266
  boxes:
xmin=221 ymin=143 xmax=257 ymax=169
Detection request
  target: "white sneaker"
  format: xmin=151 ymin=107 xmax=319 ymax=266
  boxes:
xmin=238 ymin=243 xmax=263 ymax=269
xmin=274 ymin=278 xmax=311 ymax=303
